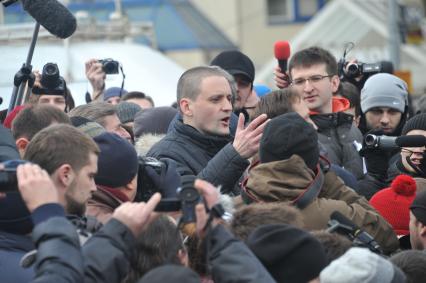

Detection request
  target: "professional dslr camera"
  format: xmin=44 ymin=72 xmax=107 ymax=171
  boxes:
xmin=136 ymin=156 xmax=200 ymax=222
xmin=98 ymin=58 xmax=119 ymax=74
xmin=0 ymin=160 xmax=29 ymax=192
xmin=32 ymin=63 xmax=66 ymax=95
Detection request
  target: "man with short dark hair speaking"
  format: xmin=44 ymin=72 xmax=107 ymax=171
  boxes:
xmin=147 ymin=66 xmax=268 ymax=195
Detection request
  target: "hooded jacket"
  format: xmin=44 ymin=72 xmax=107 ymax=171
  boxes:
xmin=244 ymin=155 xmax=399 ymax=254
xmin=310 ymin=97 xmax=364 ymax=179
xmin=147 ymin=118 xmax=249 ymax=195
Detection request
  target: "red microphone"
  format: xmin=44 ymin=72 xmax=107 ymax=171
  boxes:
xmin=274 ymin=41 xmax=291 ymax=74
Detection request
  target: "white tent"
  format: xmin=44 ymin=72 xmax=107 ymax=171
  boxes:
xmin=257 ymin=0 xmax=426 ymax=93
xmin=0 ymin=42 xmax=185 ymax=109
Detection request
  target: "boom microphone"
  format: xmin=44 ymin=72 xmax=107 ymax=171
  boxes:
xmin=21 ymin=0 xmax=77 ymax=39
xmin=329 ymin=211 xmax=383 ymax=254
xmin=274 ymin=41 xmax=291 ymax=74
xmin=365 ymin=134 xmax=426 ymax=150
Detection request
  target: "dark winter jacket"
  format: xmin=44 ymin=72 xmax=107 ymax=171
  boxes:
xmin=31 ymin=215 xmax=83 ymax=283
xmin=0 ymin=231 xmax=34 ymax=283
xmin=311 ymin=98 xmax=364 ymax=179
xmin=148 ymin=118 xmax=249 ymax=195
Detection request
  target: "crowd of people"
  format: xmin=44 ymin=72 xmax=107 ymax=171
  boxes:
xmin=1 ymin=45 xmax=426 ymax=283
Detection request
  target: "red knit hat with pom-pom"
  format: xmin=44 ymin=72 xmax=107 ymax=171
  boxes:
xmin=370 ymin=175 xmax=417 ymax=236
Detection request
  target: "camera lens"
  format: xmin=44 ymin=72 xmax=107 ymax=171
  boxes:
xmin=179 ymin=187 xmax=199 ymax=203
xmin=41 ymin=63 xmax=60 ymax=88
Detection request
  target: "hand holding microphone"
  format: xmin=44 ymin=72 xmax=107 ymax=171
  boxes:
xmin=273 ymin=41 xmax=291 ymax=89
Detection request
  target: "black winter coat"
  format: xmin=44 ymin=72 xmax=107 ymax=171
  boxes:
xmin=147 ymin=119 xmax=249 ymax=195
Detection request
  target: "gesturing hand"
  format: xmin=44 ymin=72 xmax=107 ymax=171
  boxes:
xmin=17 ymin=164 xmax=59 ymax=212
xmin=233 ymin=113 xmax=269 ymax=159
xmin=112 ymin=193 xmax=161 ymax=237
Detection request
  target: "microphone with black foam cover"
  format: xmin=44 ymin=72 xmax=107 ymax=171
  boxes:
xmin=21 ymin=0 xmax=77 ymax=39
xmin=365 ymin=134 xmax=426 ymax=150
xmin=330 ymin=211 xmax=383 ymax=254
xmin=274 ymin=41 xmax=291 ymax=74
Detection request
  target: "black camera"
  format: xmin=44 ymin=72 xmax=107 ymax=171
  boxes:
xmin=345 ymin=62 xmax=383 ymax=79
xmin=98 ymin=58 xmax=119 ymax=74
xmin=136 ymin=156 xmax=165 ymax=202
xmin=136 ymin=157 xmax=200 ymax=221
xmin=0 ymin=160 xmax=29 ymax=192
xmin=365 ymin=134 xmax=426 ymax=150
xmin=32 ymin=63 xmax=66 ymax=95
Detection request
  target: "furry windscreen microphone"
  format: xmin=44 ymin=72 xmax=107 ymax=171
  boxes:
xmin=21 ymin=0 xmax=77 ymax=39
xmin=274 ymin=41 xmax=291 ymax=73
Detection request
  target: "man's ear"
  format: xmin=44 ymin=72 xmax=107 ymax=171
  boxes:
xmin=179 ymin=98 xmax=193 ymax=117
xmin=331 ymin=75 xmax=340 ymax=94
xmin=15 ymin=138 xmax=29 ymax=157
xmin=55 ymin=164 xmax=75 ymax=188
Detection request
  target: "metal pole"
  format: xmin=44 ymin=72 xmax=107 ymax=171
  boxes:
xmin=388 ymin=0 xmax=401 ymax=70
xmin=8 ymin=22 xmax=40 ymax=113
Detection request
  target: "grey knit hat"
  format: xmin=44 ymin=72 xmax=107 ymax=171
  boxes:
xmin=116 ymin=101 xmax=142 ymax=124
xmin=361 ymin=73 xmax=408 ymax=113
xmin=320 ymin=247 xmax=406 ymax=283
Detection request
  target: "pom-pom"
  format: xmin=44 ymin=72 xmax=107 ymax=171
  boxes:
xmin=391 ymin=175 xmax=416 ymax=196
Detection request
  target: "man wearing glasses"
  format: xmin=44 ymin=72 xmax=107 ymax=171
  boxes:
xmin=276 ymin=46 xmax=364 ymax=180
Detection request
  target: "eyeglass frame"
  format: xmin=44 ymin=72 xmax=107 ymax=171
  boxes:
xmin=290 ymin=74 xmax=333 ymax=87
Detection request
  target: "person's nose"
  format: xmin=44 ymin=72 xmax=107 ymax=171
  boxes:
xmin=380 ymin=113 xmax=390 ymax=125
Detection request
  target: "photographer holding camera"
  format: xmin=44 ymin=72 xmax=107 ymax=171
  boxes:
xmin=29 ymin=63 xmax=75 ymax=113
xmin=85 ymin=58 xmax=124 ymax=104
xmin=357 ymin=73 xmax=410 ymax=199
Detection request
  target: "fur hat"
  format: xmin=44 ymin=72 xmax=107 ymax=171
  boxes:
xmin=369 ymin=175 xmax=417 ymax=236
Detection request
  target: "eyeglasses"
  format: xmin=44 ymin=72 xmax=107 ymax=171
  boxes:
xmin=291 ymin=75 xmax=332 ymax=87
xmin=402 ymin=148 xmax=425 ymax=155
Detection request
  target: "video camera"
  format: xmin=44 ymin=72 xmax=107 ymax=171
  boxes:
xmin=136 ymin=156 xmax=201 ymax=224
xmin=32 ymin=63 xmax=66 ymax=95
xmin=337 ymin=42 xmax=392 ymax=82
xmin=98 ymin=58 xmax=119 ymax=75
xmin=0 ymin=160 xmax=29 ymax=192
xmin=364 ymin=134 xmax=426 ymax=150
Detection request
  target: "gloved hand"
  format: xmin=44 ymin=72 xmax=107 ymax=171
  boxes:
xmin=359 ymin=129 xmax=393 ymax=181
xmin=144 ymin=158 xmax=181 ymax=198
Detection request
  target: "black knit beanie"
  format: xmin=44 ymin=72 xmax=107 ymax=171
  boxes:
xmin=210 ymin=50 xmax=255 ymax=83
xmin=259 ymin=112 xmax=319 ymax=170
xmin=94 ymin=132 xmax=138 ymax=188
xmin=410 ymin=190 xmax=426 ymax=225
xmin=402 ymin=113 xmax=426 ymax=135
xmin=247 ymin=224 xmax=327 ymax=283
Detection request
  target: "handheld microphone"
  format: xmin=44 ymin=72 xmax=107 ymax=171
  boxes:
xmin=274 ymin=41 xmax=291 ymax=74
xmin=329 ymin=211 xmax=383 ymax=254
xmin=365 ymin=134 xmax=426 ymax=150
xmin=21 ymin=0 xmax=77 ymax=39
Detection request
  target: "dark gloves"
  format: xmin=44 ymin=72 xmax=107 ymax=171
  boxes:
xmin=144 ymin=157 xmax=181 ymax=198
xmin=359 ymin=129 xmax=393 ymax=181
